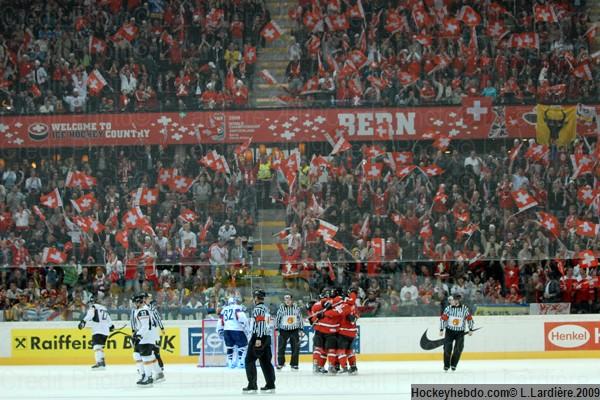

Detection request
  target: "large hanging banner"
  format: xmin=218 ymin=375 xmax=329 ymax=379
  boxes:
xmin=0 ymin=102 xmax=597 ymax=148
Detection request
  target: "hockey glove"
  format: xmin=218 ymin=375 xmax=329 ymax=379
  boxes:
xmin=77 ymin=321 xmax=85 ymax=330
xmin=347 ymin=314 xmax=356 ymax=323
xmin=218 ymin=329 xmax=224 ymax=339
xmin=109 ymin=325 xmax=115 ymax=332
xmin=133 ymin=334 xmax=141 ymax=345
xmin=323 ymin=301 xmax=332 ymax=310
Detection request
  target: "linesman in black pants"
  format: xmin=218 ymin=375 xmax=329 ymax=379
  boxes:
xmin=439 ymin=294 xmax=474 ymax=371
xmin=243 ymin=289 xmax=276 ymax=394
xmin=275 ymin=294 xmax=303 ymax=370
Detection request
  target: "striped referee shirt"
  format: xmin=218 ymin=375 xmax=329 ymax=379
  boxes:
xmin=130 ymin=308 xmax=138 ymax=333
xmin=275 ymin=303 xmax=303 ymax=331
xmin=251 ymin=303 xmax=271 ymax=338
xmin=440 ymin=305 xmax=474 ymax=332
xmin=150 ymin=304 xmax=164 ymax=330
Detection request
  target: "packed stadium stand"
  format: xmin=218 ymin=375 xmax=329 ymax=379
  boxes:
xmin=0 ymin=0 xmax=599 ymax=322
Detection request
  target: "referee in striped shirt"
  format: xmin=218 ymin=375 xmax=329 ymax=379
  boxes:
xmin=243 ymin=289 xmax=276 ymax=394
xmin=275 ymin=294 xmax=303 ymax=370
xmin=439 ymin=294 xmax=474 ymax=372
xmin=148 ymin=298 xmax=165 ymax=371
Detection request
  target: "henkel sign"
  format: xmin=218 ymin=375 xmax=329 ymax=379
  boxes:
xmin=544 ymin=321 xmax=600 ymax=350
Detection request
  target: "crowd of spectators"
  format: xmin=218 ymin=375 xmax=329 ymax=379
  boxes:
xmin=1 ymin=136 xmax=600 ymax=321
xmin=283 ymin=0 xmax=599 ymax=106
xmin=0 ymin=0 xmax=270 ymax=114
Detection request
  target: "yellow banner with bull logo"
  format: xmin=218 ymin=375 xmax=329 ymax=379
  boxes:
xmin=9 ymin=327 xmax=181 ymax=365
xmin=536 ymin=105 xmax=577 ymax=147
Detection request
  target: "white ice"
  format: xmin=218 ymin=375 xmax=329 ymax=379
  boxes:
xmin=0 ymin=359 xmax=596 ymax=400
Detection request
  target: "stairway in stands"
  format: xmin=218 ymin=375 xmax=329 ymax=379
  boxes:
xmin=249 ymin=0 xmax=296 ymax=108
xmin=250 ymin=208 xmax=287 ymax=296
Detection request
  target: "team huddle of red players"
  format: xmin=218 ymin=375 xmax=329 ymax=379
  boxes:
xmin=309 ymin=287 xmax=359 ymax=375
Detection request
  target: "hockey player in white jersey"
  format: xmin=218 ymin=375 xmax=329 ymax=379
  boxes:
xmin=132 ymin=293 xmax=165 ymax=387
xmin=147 ymin=297 xmax=165 ymax=372
xmin=217 ymin=297 xmax=249 ymax=369
xmin=130 ymin=293 xmax=144 ymax=381
xmin=78 ymin=294 xmax=114 ymax=370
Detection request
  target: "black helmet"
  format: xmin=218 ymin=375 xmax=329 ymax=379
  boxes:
xmin=347 ymin=287 xmax=358 ymax=296
xmin=131 ymin=293 xmax=145 ymax=304
xmin=333 ymin=287 xmax=343 ymax=297
xmin=306 ymin=300 xmax=317 ymax=311
xmin=87 ymin=294 xmax=96 ymax=305
xmin=253 ymin=289 xmax=266 ymax=299
xmin=320 ymin=287 xmax=332 ymax=299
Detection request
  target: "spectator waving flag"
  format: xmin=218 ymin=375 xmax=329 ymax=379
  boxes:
xmin=459 ymin=5 xmax=481 ymax=27
xmin=571 ymin=154 xmax=595 ymax=179
xmin=70 ymin=193 xmax=96 ymax=213
xmin=259 ymin=69 xmax=278 ymax=85
xmin=123 ymin=207 xmax=146 ymax=229
xmin=577 ymin=185 xmax=598 ymax=206
xmin=330 ymin=135 xmax=351 ymax=155
xmin=168 ymin=176 xmax=194 ymax=193
xmin=66 ymin=171 xmax=96 ymax=189
xmin=537 ymin=211 xmax=559 ymax=237
xmin=364 ymin=145 xmax=385 ymax=159
xmin=243 ymin=45 xmax=257 ymax=64
xmin=533 ymin=3 xmax=557 ymax=23
xmin=260 ymin=21 xmax=282 ymax=42
xmin=421 ymin=164 xmax=444 ymax=177
xmin=441 ymin=17 xmax=461 ymax=37
xmin=234 ymin=137 xmax=252 ymax=156
xmin=42 ymin=247 xmax=67 ymax=264
xmin=199 ymin=217 xmax=213 ymax=242
xmin=116 ymin=230 xmax=129 ymax=249
xmin=158 ymin=168 xmax=177 ymax=185
xmin=486 ymin=19 xmax=510 ymax=41
xmin=89 ymin=219 xmax=105 ymax=235
xmin=510 ymin=32 xmax=539 ymax=49
xmin=134 ymin=188 xmax=159 ymax=206
xmin=573 ymin=62 xmax=593 ymax=81
xmin=511 ymin=189 xmax=538 ymax=212
xmin=363 ymin=161 xmax=383 ymax=180
xmin=324 ymin=237 xmax=344 ymax=251
xmin=396 ymin=165 xmax=416 ymax=180
xmin=40 ymin=189 xmax=63 ymax=209
xmin=524 ymin=143 xmax=549 ymax=163
xmin=89 ymin=36 xmax=107 ymax=55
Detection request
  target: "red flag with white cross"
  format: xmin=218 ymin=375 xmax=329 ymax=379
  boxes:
xmin=370 ymin=238 xmax=385 ymax=258
xmin=158 ymin=168 xmax=177 ymax=185
xmin=537 ymin=211 xmax=559 ymax=237
xmin=511 ymin=189 xmax=538 ymax=212
xmin=575 ymin=219 xmax=598 ymax=238
xmin=179 ymin=208 xmax=198 ymax=223
xmin=134 ymin=188 xmax=159 ymax=206
xmin=42 ymin=247 xmax=67 ymax=264
xmin=40 ymin=188 xmax=63 ymax=209
xmin=421 ymin=164 xmax=444 ymax=177
xmin=116 ymin=230 xmax=129 ymax=249
xmin=462 ymin=96 xmax=493 ymax=125
xmin=317 ymin=219 xmax=339 ymax=239
xmin=123 ymin=207 xmax=147 ymax=229
xmin=168 ymin=176 xmax=194 ymax=193
xmin=363 ymin=161 xmax=383 ymax=180
xmin=396 ymin=165 xmax=416 ymax=180
xmin=577 ymin=250 xmax=598 ymax=268
xmin=260 ymin=21 xmax=282 ymax=42
xmin=433 ymin=135 xmax=451 ymax=151
xmin=70 ymin=193 xmax=96 ymax=213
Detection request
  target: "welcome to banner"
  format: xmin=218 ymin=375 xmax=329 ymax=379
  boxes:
xmin=0 ymin=102 xmax=597 ymax=148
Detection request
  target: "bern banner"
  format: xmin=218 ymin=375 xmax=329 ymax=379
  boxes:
xmin=0 ymin=104 xmax=597 ymax=148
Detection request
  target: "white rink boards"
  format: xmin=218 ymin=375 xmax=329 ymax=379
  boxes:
xmin=1 ymin=359 xmax=598 ymax=400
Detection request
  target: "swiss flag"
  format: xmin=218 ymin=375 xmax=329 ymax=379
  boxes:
xmin=243 ymin=46 xmax=257 ymax=65
xmin=234 ymin=137 xmax=252 ymax=156
xmin=40 ymin=189 xmax=63 ymax=209
xmin=367 ymin=75 xmax=390 ymax=91
xmin=179 ymin=208 xmax=198 ymax=223
xmin=414 ymin=34 xmax=432 ymax=47
xmin=330 ymin=135 xmax=351 ymax=155
xmin=328 ymin=14 xmax=349 ymax=31
xmin=573 ymin=62 xmax=593 ymax=81
xmin=89 ymin=219 xmax=105 ymax=235
xmin=412 ymin=5 xmax=432 ymax=30
xmin=462 ymin=96 xmax=493 ymax=124
xmin=317 ymin=219 xmax=338 ymax=239
xmin=576 ymin=219 xmax=599 ymax=238
xmin=537 ymin=211 xmax=559 ymax=237
xmin=577 ymin=250 xmax=598 ymax=268
xmin=572 ymin=154 xmax=595 ymax=178
xmin=577 ymin=185 xmax=598 ymax=206
xmin=421 ymin=164 xmax=444 ymax=177
xmin=260 ymin=21 xmax=282 ymax=42
xmin=524 ymin=144 xmax=549 ymax=163
xmin=459 ymin=5 xmax=481 ymax=27
xmin=66 ymin=171 xmax=97 ymax=189
xmin=134 ymin=188 xmax=159 ymax=206
xmin=370 ymin=238 xmax=385 ymax=259
xmin=511 ymin=189 xmax=538 ymax=212
xmin=89 ymin=36 xmax=107 ymax=55
xmin=510 ymin=33 xmax=539 ymax=49
xmin=168 ymin=176 xmax=194 ymax=193
xmin=363 ymin=161 xmax=383 ymax=180
xmin=433 ymin=190 xmax=448 ymax=208
xmin=396 ymin=165 xmax=416 ymax=180
xmin=398 ymin=71 xmax=418 ymax=87
xmin=42 ymin=247 xmax=67 ymax=264
xmin=533 ymin=3 xmax=557 ymax=23
xmin=116 ymin=230 xmax=129 ymax=249
xmin=123 ymin=207 xmax=147 ymax=229
xmin=509 ymin=141 xmax=523 ymax=162
xmin=432 ymin=136 xmax=451 ymax=151
xmin=73 ymin=216 xmax=92 ymax=232
xmin=70 ymin=193 xmax=96 ymax=213
xmin=441 ymin=17 xmax=461 ymax=37
xmin=486 ymin=19 xmax=509 ymax=41
xmin=456 ymin=223 xmax=479 ymax=239
xmin=385 ymin=11 xmax=407 ymax=34
xmin=114 ymin=22 xmax=139 ymax=42
xmin=158 ymin=168 xmax=176 ymax=185
xmin=259 ymin=69 xmax=278 ymax=85
xmin=364 ymin=145 xmax=385 ymax=159
xmin=348 ymin=50 xmax=368 ymax=69
xmin=303 ymin=11 xmax=321 ymax=31
xmin=390 ymin=151 xmax=413 ymax=165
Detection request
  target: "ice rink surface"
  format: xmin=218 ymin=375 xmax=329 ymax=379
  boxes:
xmin=1 ymin=359 xmax=597 ymax=400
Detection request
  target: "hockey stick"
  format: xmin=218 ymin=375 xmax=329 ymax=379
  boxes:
xmin=419 ymin=327 xmax=482 ymax=351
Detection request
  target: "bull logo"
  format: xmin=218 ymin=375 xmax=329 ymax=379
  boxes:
xmin=544 ymin=108 xmax=567 ymax=142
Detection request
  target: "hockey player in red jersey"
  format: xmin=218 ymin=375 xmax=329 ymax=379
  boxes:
xmin=337 ymin=288 xmax=359 ymax=374
xmin=310 ymin=287 xmax=344 ymax=374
